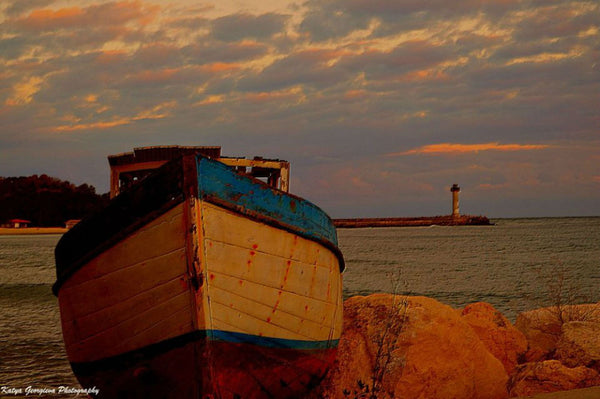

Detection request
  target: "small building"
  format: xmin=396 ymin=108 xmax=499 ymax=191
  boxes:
xmin=9 ymin=219 xmax=31 ymax=228
xmin=65 ymin=220 xmax=81 ymax=229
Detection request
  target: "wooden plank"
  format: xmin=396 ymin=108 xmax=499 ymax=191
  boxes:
xmin=62 ymin=204 xmax=186 ymax=286
xmin=205 ymin=239 xmax=338 ymax=303
xmin=209 ymin=270 xmax=337 ymax=327
xmin=210 ymin=301 xmax=308 ymax=342
xmin=193 ymin=199 xmax=210 ymax=332
xmin=59 ymin=248 xmax=187 ymax=320
xmin=61 ymin=277 xmax=190 ymax=345
xmin=198 ymin=201 xmax=343 ymax=342
xmin=112 ymin=307 xmax=193 ymax=356
xmin=206 ymin=267 xmax=340 ymax=340
xmin=201 ymin=202 xmax=341 ymax=300
xmin=201 ymin=202 xmax=333 ymax=267
xmin=65 ymin=290 xmax=193 ymax=363
xmin=209 ymin=284 xmax=335 ymax=341
xmin=58 ymin=201 xmax=197 ymax=363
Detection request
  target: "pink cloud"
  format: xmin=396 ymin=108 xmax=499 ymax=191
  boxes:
xmin=294 ymin=48 xmax=353 ymax=64
xmin=129 ymin=68 xmax=180 ymax=84
xmin=17 ymin=7 xmax=84 ymax=30
xmin=95 ymin=50 xmax=128 ymax=65
xmin=243 ymin=88 xmax=303 ymax=104
xmin=399 ymin=69 xmax=450 ymax=82
xmin=50 ymin=101 xmax=176 ymax=132
xmin=390 ymin=142 xmax=551 ymax=156
xmin=16 ymin=1 xmax=159 ymax=31
xmin=51 ymin=118 xmax=131 ymax=132
xmin=201 ymin=62 xmax=241 ymax=73
xmin=344 ymin=89 xmax=368 ymax=100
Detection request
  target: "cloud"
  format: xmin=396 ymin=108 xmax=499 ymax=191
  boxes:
xmin=50 ymin=100 xmax=177 ymax=132
xmin=512 ymin=2 xmax=600 ymax=42
xmin=211 ymin=12 xmax=289 ymax=42
xmin=337 ymin=40 xmax=455 ymax=82
xmin=391 ymin=142 xmax=552 ymax=156
xmin=237 ymin=48 xmax=352 ymax=92
xmin=5 ymin=76 xmax=44 ymax=106
xmin=298 ymin=3 xmax=369 ymax=42
xmin=15 ymin=1 xmax=159 ymax=31
xmin=181 ymin=41 xmax=270 ymax=64
xmin=51 ymin=118 xmax=131 ymax=132
xmin=15 ymin=6 xmax=85 ymax=30
xmin=1 ymin=2 xmax=162 ymax=60
xmin=298 ymin=0 xmax=487 ymax=40
xmin=243 ymin=87 xmax=304 ymax=104
xmin=4 ymin=0 xmax=54 ymax=17
xmin=0 ymin=0 xmax=598 ymax=216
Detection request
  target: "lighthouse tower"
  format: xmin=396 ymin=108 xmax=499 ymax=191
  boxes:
xmin=450 ymin=184 xmax=460 ymax=218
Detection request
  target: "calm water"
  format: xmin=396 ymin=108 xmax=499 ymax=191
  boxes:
xmin=1 ymin=217 xmax=599 ymax=395
xmin=340 ymin=218 xmax=599 ymax=318
xmin=0 ymin=234 xmax=80 ymax=396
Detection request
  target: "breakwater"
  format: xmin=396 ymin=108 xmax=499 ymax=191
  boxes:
xmin=333 ymin=214 xmax=491 ymax=228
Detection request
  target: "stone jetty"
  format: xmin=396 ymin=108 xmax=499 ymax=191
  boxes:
xmin=309 ymin=295 xmax=600 ymax=398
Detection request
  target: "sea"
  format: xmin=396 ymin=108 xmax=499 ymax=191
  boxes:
xmin=0 ymin=217 xmax=598 ymax=397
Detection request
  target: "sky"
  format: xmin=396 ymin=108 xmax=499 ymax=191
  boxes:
xmin=0 ymin=0 xmax=599 ymax=218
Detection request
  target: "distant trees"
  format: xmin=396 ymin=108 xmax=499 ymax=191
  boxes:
xmin=0 ymin=175 xmax=109 ymax=227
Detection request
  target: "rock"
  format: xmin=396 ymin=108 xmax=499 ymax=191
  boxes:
xmin=515 ymin=308 xmax=561 ymax=362
xmin=515 ymin=308 xmax=565 ymax=362
xmin=515 ymin=304 xmax=600 ymax=363
xmin=312 ymin=294 xmax=508 ymax=399
xmin=508 ymin=360 xmax=600 ymax=397
xmin=556 ymin=321 xmax=600 ymax=372
xmin=461 ymin=302 xmax=528 ymax=374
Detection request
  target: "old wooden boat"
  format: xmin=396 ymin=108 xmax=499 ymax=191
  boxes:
xmin=53 ymin=146 xmax=344 ymax=398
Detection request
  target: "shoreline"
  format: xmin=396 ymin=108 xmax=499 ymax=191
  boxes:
xmin=0 ymin=227 xmax=68 ymax=235
xmin=333 ymin=214 xmax=492 ymax=228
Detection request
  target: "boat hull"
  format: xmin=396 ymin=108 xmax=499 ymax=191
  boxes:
xmin=54 ymin=155 xmax=343 ymax=398
xmin=71 ymin=331 xmax=336 ymax=399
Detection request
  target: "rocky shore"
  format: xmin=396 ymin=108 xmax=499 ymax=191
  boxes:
xmin=310 ymin=295 xmax=600 ymax=399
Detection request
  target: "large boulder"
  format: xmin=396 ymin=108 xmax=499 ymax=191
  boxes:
xmin=515 ymin=304 xmax=600 ymax=363
xmin=515 ymin=308 xmax=563 ymax=362
xmin=461 ymin=302 xmax=528 ymax=374
xmin=313 ymin=294 xmax=508 ymax=399
xmin=508 ymin=360 xmax=600 ymax=397
xmin=555 ymin=321 xmax=600 ymax=372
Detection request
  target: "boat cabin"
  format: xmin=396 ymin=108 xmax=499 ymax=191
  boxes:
xmin=108 ymin=146 xmax=290 ymax=198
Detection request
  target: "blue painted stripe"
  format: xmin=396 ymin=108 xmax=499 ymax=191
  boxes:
xmin=207 ymin=330 xmax=339 ymax=350
xmin=196 ymin=156 xmax=338 ymax=246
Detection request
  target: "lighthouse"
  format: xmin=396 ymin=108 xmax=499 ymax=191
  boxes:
xmin=450 ymin=184 xmax=460 ymax=218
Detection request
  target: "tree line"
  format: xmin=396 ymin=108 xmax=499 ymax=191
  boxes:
xmin=0 ymin=175 xmax=109 ymax=227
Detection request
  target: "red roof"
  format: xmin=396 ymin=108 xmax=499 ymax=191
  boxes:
xmin=10 ymin=219 xmax=31 ymax=223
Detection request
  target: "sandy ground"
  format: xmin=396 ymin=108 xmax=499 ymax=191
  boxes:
xmin=519 ymin=387 xmax=600 ymax=398
xmin=0 ymin=227 xmax=67 ymax=235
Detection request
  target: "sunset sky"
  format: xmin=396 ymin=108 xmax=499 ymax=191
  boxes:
xmin=1 ymin=0 xmax=598 ymax=217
